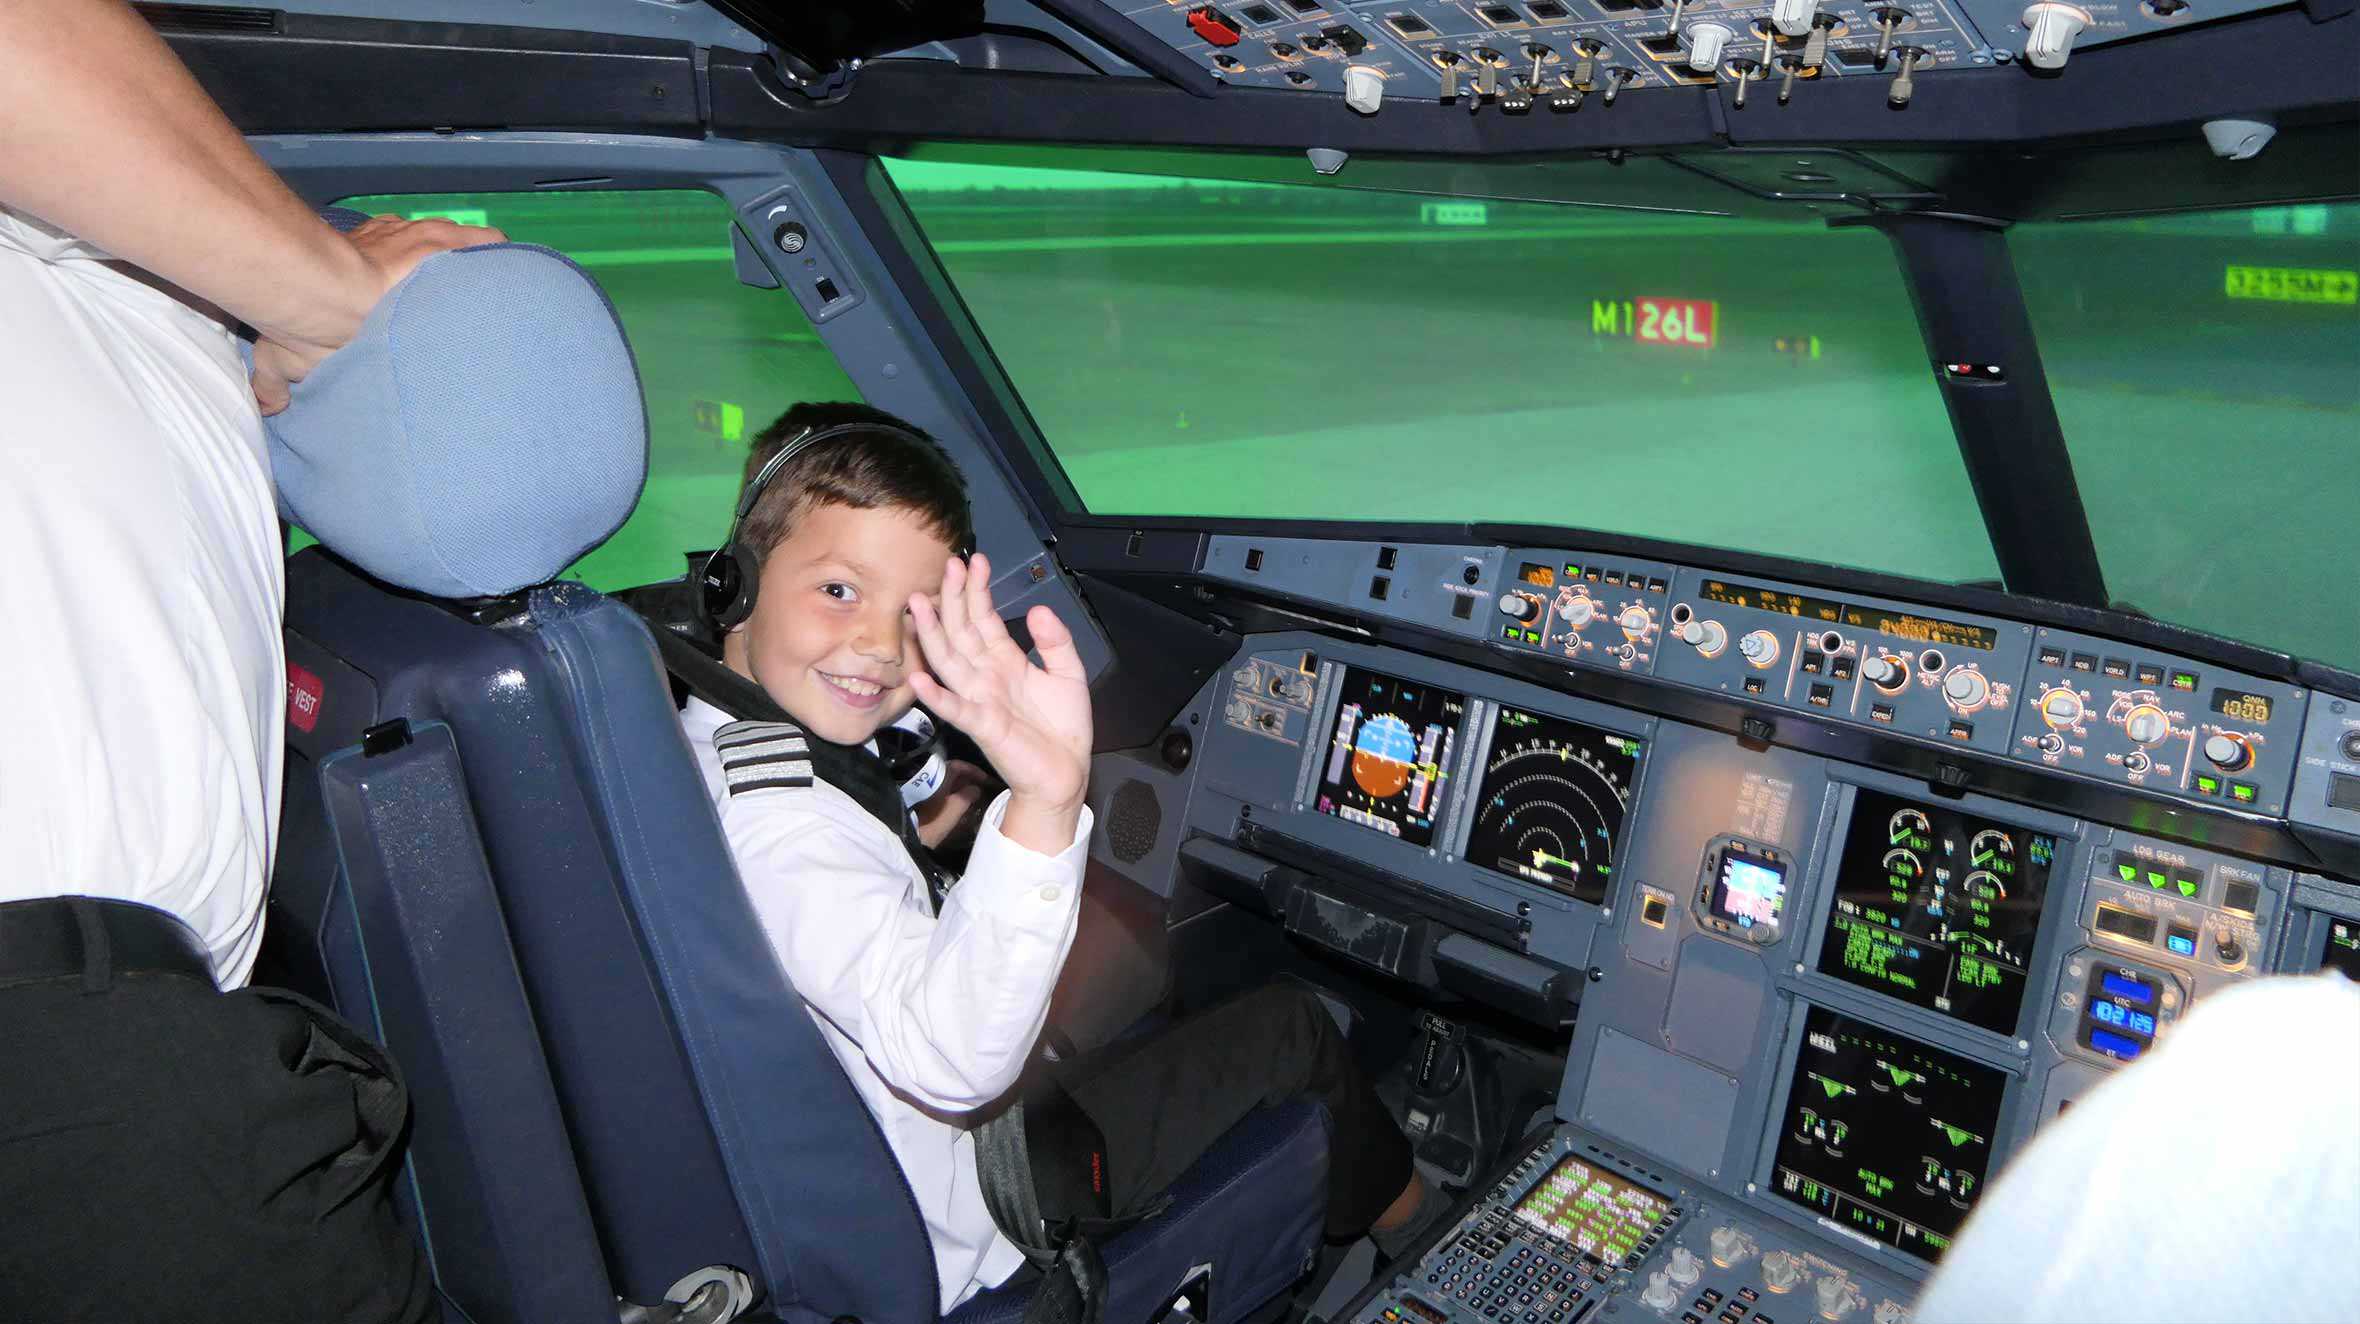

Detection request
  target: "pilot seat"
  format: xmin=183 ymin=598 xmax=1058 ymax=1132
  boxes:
xmin=255 ymin=232 xmax=1332 ymax=1323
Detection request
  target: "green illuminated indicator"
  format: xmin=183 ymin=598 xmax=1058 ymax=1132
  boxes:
xmin=2177 ymin=879 xmax=2200 ymax=898
xmin=1564 ymin=564 xmax=1582 ymax=579
xmin=1940 ymin=1123 xmax=1974 ymax=1148
xmin=1821 ymin=1077 xmax=1847 ymax=1100
xmin=2146 ymin=870 xmax=2169 ymax=890
xmin=2194 ymin=775 xmax=2221 ymax=795
xmin=2171 ymin=672 xmax=2198 ymax=691
xmin=2231 ymin=783 xmax=2258 ymax=803
xmin=2116 ymin=863 xmax=2139 ymax=883
xmin=1885 ymin=1064 xmax=1917 ymax=1088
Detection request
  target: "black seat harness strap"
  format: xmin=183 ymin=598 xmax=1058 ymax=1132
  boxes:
xmin=638 ymin=611 xmax=1153 ymax=1323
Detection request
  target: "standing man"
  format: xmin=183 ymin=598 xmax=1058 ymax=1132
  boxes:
xmin=0 ymin=2 xmax=498 ymax=1318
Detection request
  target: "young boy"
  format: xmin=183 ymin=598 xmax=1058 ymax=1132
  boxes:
xmin=681 ymin=402 xmax=1437 ymax=1312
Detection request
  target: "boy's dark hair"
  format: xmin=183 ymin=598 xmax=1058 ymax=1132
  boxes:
xmin=735 ymin=401 xmax=973 ymax=575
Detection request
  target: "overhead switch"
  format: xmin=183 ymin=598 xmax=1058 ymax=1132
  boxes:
xmin=1686 ymin=22 xmax=1735 ymax=72
xmin=2020 ymin=3 xmax=2092 ymax=71
xmin=1772 ymin=0 xmax=1820 ymax=38
xmin=1343 ymin=64 xmax=1385 ymax=114
xmin=1186 ymin=7 xmax=1243 ymax=47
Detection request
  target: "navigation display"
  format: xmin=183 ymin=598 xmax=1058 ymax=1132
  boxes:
xmin=1463 ymin=706 xmax=1643 ymax=905
xmin=1770 ymin=1006 xmax=2008 ymax=1262
xmin=1818 ymin=788 xmax=2056 ymax=1035
xmin=1314 ymin=667 xmax=1465 ymax=848
xmin=2325 ymin=918 xmax=2360 ymax=981
xmin=1511 ymin=1154 xmax=1678 ymax=1269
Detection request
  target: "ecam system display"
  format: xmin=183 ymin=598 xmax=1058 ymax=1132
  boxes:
xmin=1770 ymin=1006 xmax=2008 ymax=1262
xmin=1819 ymin=788 xmax=2057 ymax=1035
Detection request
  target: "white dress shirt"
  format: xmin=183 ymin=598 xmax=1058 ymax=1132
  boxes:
xmin=0 ymin=205 xmax=281 ymax=988
xmin=681 ymin=697 xmax=1088 ymax=1312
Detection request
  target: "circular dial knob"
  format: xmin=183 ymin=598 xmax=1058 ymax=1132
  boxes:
xmin=1943 ymin=667 xmax=1990 ymax=713
xmin=1497 ymin=592 xmax=1539 ymax=622
xmin=1685 ymin=21 xmax=1735 ymax=71
xmin=1761 ymin=1250 xmax=1805 ymax=1293
xmin=1641 ymin=1271 xmax=1682 ymax=1311
xmin=1739 ymin=629 xmax=1781 ymax=669
xmin=2204 ymin=732 xmax=2255 ymax=772
xmin=1666 ymin=1245 xmax=1704 ymax=1286
xmin=1816 ymin=1273 xmax=1862 ymax=1321
xmin=1619 ymin=604 xmax=1654 ymax=640
xmin=1558 ymin=594 xmax=1596 ymax=628
xmin=2122 ymin=704 xmax=2171 ymax=746
xmin=2039 ymin=687 xmax=2085 ymax=729
xmin=1680 ymin=619 xmax=1728 ymax=657
xmin=1861 ymin=653 xmax=1908 ymax=691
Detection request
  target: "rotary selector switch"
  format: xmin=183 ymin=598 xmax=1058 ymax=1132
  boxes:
xmin=1666 ymin=1245 xmax=1705 ymax=1286
xmin=1620 ymin=604 xmax=1657 ymax=641
xmin=1709 ymin=1224 xmax=1758 ymax=1267
xmin=1761 ymin=1250 xmax=1806 ymax=1294
xmin=2039 ymin=685 xmax=2086 ymax=730
xmin=1861 ymin=652 xmax=1910 ymax=692
xmin=1738 ymin=629 xmax=1780 ymax=669
xmin=1680 ymin=618 xmax=1729 ymax=658
xmin=1497 ymin=592 xmax=1540 ymax=623
xmin=1816 ymin=1273 xmax=1866 ymax=1321
xmin=2203 ymin=732 xmax=2255 ymax=772
xmin=2122 ymin=703 xmax=2171 ymax=747
xmin=1943 ymin=666 xmax=1991 ymax=714
xmin=1556 ymin=591 xmax=1597 ymax=628
xmin=1642 ymin=1271 xmax=1682 ymax=1311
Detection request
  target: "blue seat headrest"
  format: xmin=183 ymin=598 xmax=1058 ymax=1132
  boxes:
xmin=261 ymin=207 xmax=648 ymax=599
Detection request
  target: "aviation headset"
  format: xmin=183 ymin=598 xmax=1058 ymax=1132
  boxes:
xmin=698 ymin=418 xmax=967 ymax=808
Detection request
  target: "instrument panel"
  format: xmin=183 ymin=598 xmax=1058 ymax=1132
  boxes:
xmin=1172 ymin=527 xmax=2357 ymax=1318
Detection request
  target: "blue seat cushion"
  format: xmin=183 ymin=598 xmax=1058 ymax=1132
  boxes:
xmin=947 ymin=1100 xmax=1332 ymax=1324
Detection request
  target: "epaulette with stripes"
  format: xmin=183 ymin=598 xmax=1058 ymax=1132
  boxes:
xmin=714 ymin=719 xmax=814 ymax=795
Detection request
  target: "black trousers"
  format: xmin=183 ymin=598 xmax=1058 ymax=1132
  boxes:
xmin=0 ymin=907 xmax=435 ymax=1323
xmin=1040 ymin=982 xmax=1413 ymax=1239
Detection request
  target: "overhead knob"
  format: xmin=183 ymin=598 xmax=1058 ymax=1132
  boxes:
xmin=1558 ymin=595 xmax=1596 ymax=628
xmin=1762 ymin=1250 xmax=1806 ymax=1293
xmin=1862 ymin=654 xmax=1908 ymax=691
xmin=1681 ymin=619 xmax=1728 ymax=657
xmin=2122 ymin=704 xmax=2171 ymax=746
xmin=1739 ymin=629 xmax=1781 ymax=669
xmin=2039 ymin=687 xmax=2085 ymax=729
xmin=1497 ymin=592 xmax=1539 ymax=622
xmin=2021 ymin=2 xmax=2093 ymax=71
xmin=1772 ymin=0 xmax=1820 ymax=36
xmin=1816 ymin=1273 xmax=1863 ymax=1320
xmin=2204 ymin=732 xmax=2254 ymax=772
xmin=1686 ymin=22 xmax=1735 ymax=72
xmin=1666 ymin=1245 xmax=1704 ymax=1285
xmin=1943 ymin=667 xmax=1990 ymax=713
xmin=1642 ymin=1271 xmax=1682 ymax=1310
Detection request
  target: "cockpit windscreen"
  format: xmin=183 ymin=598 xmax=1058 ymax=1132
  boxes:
xmin=1464 ymin=706 xmax=1642 ymax=906
xmin=1771 ymin=1006 xmax=2007 ymax=1262
xmin=1314 ymin=667 xmax=1465 ymax=847
xmin=1819 ymin=789 xmax=2056 ymax=1035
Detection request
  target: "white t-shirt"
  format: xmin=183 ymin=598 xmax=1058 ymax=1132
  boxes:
xmin=0 ymin=205 xmax=282 ymax=988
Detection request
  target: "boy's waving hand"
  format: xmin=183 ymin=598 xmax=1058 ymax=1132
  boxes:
xmin=907 ymin=552 xmax=1092 ymax=855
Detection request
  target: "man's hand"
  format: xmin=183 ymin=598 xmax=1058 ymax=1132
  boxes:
xmin=907 ymin=552 xmax=1092 ymax=855
xmin=914 ymin=759 xmax=995 ymax=851
xmin=249 ymin=214 xmax=506 ymax=415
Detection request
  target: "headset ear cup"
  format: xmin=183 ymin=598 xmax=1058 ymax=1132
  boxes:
xmin=701 ymin=548 xmax=754 ymax=631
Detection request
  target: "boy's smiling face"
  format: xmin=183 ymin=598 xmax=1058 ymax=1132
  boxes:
xmin=724 ymin=500 xmax=957 ymax=747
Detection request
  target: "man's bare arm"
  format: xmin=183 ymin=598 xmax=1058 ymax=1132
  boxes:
xmin=0 ymin=0 xmax=497 ymax=409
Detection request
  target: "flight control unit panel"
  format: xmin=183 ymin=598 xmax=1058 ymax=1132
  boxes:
xmin=1165 ymin=530 xmax=2360 ymax=1324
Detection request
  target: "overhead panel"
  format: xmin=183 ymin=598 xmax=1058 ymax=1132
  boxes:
xmin=1110 ymin=0 xmax=2300 ymax=104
